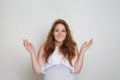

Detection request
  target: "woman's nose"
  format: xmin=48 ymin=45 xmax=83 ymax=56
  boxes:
xmin=58 ymin=31 xmax=62 ymax=35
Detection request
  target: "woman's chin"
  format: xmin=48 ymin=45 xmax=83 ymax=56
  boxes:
xmin=55 ymin=40 xmax=64 ymax=45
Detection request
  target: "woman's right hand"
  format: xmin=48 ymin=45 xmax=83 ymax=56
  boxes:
xmin=23 ymin=39 xmax=35 ymax=54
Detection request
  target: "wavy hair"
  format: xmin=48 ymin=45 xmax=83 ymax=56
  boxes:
xmin=43 ymin=19 xmax=76 ymax=66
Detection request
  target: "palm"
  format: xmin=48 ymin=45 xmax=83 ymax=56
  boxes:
xmin=80 ymin=38 xmax=93 ymax=54
xmin=23 ymin=39 xmax=35 ymax=54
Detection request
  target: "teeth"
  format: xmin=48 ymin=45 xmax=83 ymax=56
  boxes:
xmin=57 ymin=37 xmax=63 ymax=39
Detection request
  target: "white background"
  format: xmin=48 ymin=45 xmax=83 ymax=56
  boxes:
xmin=0 ymin=0 xmax=120 ymax=80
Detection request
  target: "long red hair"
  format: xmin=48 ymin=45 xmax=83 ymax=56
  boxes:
xmin=43 ymin=19 xmax=76 ymax=66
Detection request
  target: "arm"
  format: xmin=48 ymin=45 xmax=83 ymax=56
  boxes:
xmin=23 ymin=39 xmax=44 ymax=75
xmin=74 ymin=38 xmax=93 ymax=74
xmin=31 ymin=45 xmax=44 ymax=75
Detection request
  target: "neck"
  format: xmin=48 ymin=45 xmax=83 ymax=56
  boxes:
xmin=55 ymin=42 xmax=63 ymax=46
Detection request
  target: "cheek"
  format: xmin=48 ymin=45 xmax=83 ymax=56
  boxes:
xmin=64 ymin=33 xmax=67 ymax=37
xmin=53 ymin=32 xmax=57 ymax=39
xmin=53 ymin=32 xmax=57 ymax=36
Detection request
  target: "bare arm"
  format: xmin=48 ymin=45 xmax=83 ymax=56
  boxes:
xmin=23 ymin=39 xmax=44 ymax=75
xmin=74 ymin=38 xmax=93 ymax=74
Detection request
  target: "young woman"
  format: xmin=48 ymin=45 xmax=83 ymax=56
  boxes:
xmin=23 ymin=19 xmax=93 ymax=80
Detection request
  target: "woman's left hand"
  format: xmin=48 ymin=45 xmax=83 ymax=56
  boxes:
xmin=80 ymin=38 xmax=93 ymax=54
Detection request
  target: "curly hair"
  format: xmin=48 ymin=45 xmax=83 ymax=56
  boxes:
xmin=43 ymin=19 xmax=76 ymax=66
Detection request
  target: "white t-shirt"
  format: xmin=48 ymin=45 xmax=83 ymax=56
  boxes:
xmin=41 ymin=46 xmax=76 ymax=74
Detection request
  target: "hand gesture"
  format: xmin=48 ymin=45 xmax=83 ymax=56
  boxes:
xmin=23 ymin=39 xmax=35 ymax=54
xmin=80 ymin=38 xmax=93 ymax=54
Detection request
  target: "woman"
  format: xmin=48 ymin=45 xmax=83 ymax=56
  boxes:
xmin=23 ymin=19 xmax=93 ymax=80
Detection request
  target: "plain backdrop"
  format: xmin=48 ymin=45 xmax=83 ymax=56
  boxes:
xmin=0 ymin=0 xmax=120 ymax=80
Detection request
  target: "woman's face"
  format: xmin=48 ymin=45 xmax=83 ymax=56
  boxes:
xmin=53 ymin=23 xmax=66 ymax=45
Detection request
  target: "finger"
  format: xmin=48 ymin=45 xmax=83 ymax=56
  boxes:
xmin=23 ymin=39 xmax=26 ymax=46
xmin=83 ymin=41 xmax=87 ymax=46
xmin=89 ymin=38 xmax=93 ymax=46
xmin=29 ymin=42 xmax=33 ymax=47
xmin=24 ymin=39 xmax=28 ymax=47
xmin=86 ymin=39 xmax=93 ymax=49
xmin=23 ymin=39 xmax=27 ymax=46
xmin=23 ymin=39 xmax=25 ymax=46
xmin=90 ymin=38 xmax=93 ymax=43
xmin=81 ymin=41 xmax=88 ymax=49
xmin=87 ymin=38 xmax=93 ymax=45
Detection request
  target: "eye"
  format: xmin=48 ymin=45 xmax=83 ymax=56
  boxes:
xmin=55 ymin=29 xmax=59 ymax=32
xmin=62 ymin=29 xmax=66 ymax=32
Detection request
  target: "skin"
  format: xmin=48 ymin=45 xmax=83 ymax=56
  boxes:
xmin=23 ymin=23 xmax=93 ymax=75
xmin=53 ymin=23 xmax=67 ymax=46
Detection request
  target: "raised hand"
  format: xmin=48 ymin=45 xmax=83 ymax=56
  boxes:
xmin=23 ymin=39 xmax=35 ymax=54
xmin=80 ymin=38 xmax=93 ymax=54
